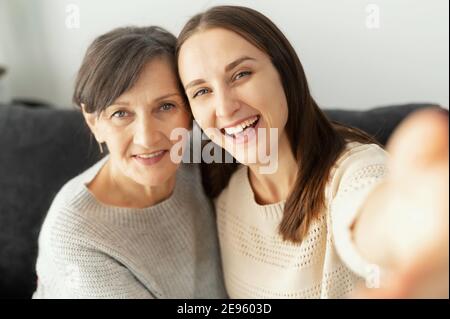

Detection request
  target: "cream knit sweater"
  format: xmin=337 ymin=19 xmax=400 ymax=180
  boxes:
xmin=215 ymin=142 xmax=388 ymax=298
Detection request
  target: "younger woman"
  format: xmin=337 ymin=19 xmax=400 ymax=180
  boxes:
xmin=177 ymin=6 xmax=448 ymax=298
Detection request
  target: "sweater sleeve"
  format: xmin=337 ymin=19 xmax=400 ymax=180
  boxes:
xmin=33 ymin=213 xmax=155 ymax=299
xmin=328 ymin=143 xmax=389 ymax=280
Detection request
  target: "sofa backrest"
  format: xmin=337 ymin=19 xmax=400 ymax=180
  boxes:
xmin=0 ymin=102 xmax=438 ymax=298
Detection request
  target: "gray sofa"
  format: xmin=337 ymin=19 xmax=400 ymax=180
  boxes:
xmin=0 ymin=102 xmax=439 ymax=298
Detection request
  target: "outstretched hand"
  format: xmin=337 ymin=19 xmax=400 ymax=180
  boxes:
xmin=354 ymin=107 xmax=449 ymax=298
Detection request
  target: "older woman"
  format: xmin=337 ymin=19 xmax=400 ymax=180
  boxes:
xmin=33 ymin=26 xmax=226 ymax=298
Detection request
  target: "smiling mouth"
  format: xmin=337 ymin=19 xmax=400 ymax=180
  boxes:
xmin=133 ymin=150 xmax=167 ymax=159
xmin=132 ymin=150 xmax=168 ymax=166
xmin=220 ymin=115 xmax=260 ymax=139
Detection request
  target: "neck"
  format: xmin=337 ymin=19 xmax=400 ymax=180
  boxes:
xmin=89 ymin=159 xmax=176 ymax=209
xmin=248 ymin=133 xmax=298 ymax=204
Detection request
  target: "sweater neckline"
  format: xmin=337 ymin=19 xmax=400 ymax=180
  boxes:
xmin=235 ymin=142 xmax=371 ymax=221
xmin=238 ymin=165 xmax=286 ymax=220
xmin=72 ymin=156 xmax=189 ymax=227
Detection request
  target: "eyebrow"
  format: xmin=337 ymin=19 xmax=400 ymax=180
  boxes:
xmin=184 ymin=79 xmax=206 ymax=91
xmin=113 ymin=93 xmax=181 ymax=106
xmin=225 ymin=56 xmax=255 ymax=72
xmin=184 ymin=56 xmax=256 ymax=91
xmin=153 ymin=92 xmax=181 ymax=102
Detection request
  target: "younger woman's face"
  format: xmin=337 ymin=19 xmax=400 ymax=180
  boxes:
xmin=84 ymin=57 xmax=190 ymax=187
xmin=178 ymin=27 xmax=289 ymax=165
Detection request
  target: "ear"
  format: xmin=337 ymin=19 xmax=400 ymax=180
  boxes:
xmin=81 ymin=103 xmax=104 ymax=143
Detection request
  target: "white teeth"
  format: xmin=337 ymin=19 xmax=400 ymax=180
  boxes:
xmin=223 ymin=116 xmax=258 ymax=135
xmin=136 ymin=151 xmax=165 ymax=159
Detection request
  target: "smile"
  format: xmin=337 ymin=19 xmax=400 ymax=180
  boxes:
xmin=134 ymin=150 xmax=166 ymax=159
xmin=132 ymin=150 xmax=168 ymax=166
xmin=221 ymin=115 xmax=260 ymax=138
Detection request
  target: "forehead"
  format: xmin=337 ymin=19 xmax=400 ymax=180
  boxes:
xmin=133 ymin=57 xmax=177 ymax=91
xmin=178 ymin=28 xmax=267 ymax=78
xmin=119 ymin=57 xmax=179 ymax=100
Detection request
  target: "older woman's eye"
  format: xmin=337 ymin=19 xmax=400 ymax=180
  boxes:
xmin=111 ymin=110 xmax=128 ymax=118
xmin=193 ymin=88 xmax=210 ymax=99
xmin=159 ymin=103 xmax=175 ymax=112
xmin=234 ymin=71 xmax=252 ymax=81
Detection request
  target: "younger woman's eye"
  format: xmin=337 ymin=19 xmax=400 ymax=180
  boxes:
xmin=159 ymin=103 xmax=176 ymax=112
xmin=193 ymin=88 xmax=210 ymax=99
xmin=111 ymin=110 xmax=128 ymax=118
xmin=234 ymin=71 xmax=252 ymax=81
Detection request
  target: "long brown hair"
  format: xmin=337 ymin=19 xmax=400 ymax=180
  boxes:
xmin=176 ymin=6 xmax=380 ymax=244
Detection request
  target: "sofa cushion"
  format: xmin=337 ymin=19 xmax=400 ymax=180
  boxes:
xmin=0 ymin=104 xmax=102 ymax=299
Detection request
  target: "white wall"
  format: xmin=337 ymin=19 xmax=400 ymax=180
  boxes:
xmin=1 ymin=0 xmax=448 ymax=109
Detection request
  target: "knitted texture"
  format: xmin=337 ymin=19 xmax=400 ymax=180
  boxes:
xmin=33 ymin=157 xmax=227 ymax=299
xmin=216 ymin=143 xmax=388 ymax=298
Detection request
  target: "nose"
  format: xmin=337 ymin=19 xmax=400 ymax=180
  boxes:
xmin=215 ymin=88 xmax=240 ymax=118
xmin=133 ymin=114 xmax=161 ymax=148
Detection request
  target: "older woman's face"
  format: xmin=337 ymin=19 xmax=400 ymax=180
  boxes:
xmin=86 ymin=57 xmax=190 ymax=187
xmin=178 ymin=28 xmax=288 ymax=165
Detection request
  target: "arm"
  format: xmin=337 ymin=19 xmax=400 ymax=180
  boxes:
xmin=352 ymin=108 xmax=449 ymax=297
xmin=34 ymin=230 xmax=156 ymax=299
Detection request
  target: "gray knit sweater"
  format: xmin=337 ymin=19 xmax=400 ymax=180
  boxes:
xmin=32 ymin=156 xmax=227 ymax=299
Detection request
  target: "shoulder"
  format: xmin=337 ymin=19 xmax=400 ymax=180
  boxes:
xmin=36 ymin=184 xmax=123 ymax=295
xmin=167 ymin=162 xmax=217 ymax=218
xmin=176 ymin=162 xmax=206 ymax=200
xmin=327 ymin=142 xmax=388 ymax=199
xmin=38 ymin=157 xmax=111 ymax=251
xmin=336 ymin=142 xmax=388 ymax=168
xmin=36 ymin=197 xmax=111 ymax=292
xmin=49 ymin=156 xmax=108 ymax=211
xmin=332 ymin=142 xmax=388 ymax=181
xmin=327 ymin=143 xmax=389 ymax=200
xmin=38 ymin=194 xmax=104 ymax=257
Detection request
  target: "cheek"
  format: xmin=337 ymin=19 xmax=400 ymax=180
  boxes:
xmin=270 ymin=74 xmax=289 ymax=127
xmin=161 ymin=112 xmax=191 ymax=140
xmin=107 ymin=132 xmax=131 ymax=154
xmin=252 ymin=75 xmax=288 ymax=129
xmin=276 ymin=87 xmax=289 ymax=130
xmin=100 ymin=124 xmax=132 ymax=152
xmin=173 ymin=110 xmax=192 ymax=130
xmin=191 ymin=105 xmax=213 ymax=129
